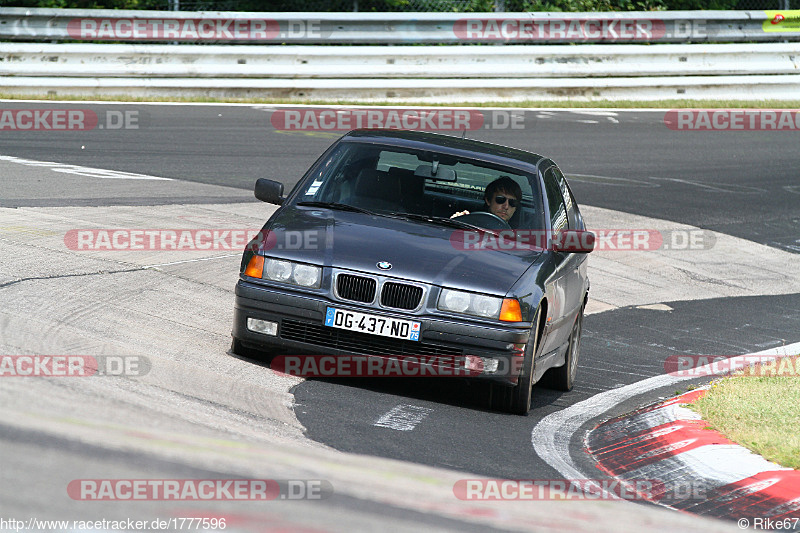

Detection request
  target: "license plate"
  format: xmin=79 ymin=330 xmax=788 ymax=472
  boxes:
xmin=324 ymin=307 xmax=420 ymax=341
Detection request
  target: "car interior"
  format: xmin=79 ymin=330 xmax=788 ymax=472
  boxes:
xmin=303 ymin=143 xmax=542 ymax=230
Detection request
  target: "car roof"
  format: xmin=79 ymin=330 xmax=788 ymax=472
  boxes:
xmin=340 ymin=129 xmax=548 ymax=172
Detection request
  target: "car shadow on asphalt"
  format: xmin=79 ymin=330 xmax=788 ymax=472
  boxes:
xmin=230 ymin=346 xmax=567 ymax=414
xmin=301 ymin=375 xmax=566 ymax=414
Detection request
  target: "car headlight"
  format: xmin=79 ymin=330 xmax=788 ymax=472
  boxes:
xmin=442 ymin=289 xmax=470 ymax=313
xmin=246 ymin=256 xmax=322 ymax=289
xmin=265 ymin=258 xmax=292 ymax=282
xmin=292 ymin=263 xmax=322 ymax=287
xmin=472 ymin=294 xmax=502 ymax=318
xmin=438 ymin=289 xmax=504 ymax=319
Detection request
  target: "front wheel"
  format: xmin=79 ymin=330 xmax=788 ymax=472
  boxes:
xmin=551 ymin=305 xmax=584 ymax=392
xmin=490 ymin=306 xmax=541 ymax=415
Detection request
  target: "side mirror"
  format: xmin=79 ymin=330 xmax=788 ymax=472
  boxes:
xmin=552 ymin=230 xmax=595 ymax=253
xmin=254 ymin=178 xmax=284 ymax=205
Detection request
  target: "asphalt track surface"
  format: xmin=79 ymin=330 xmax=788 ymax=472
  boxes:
xmin=1 ymin=102 xmax=799 ymax=531
xmin=1 ymin=103 xmax=798 ymax=253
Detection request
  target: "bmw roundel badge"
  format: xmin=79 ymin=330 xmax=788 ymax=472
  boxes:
xmin=377 ymin=261 xmax=392 ymax=270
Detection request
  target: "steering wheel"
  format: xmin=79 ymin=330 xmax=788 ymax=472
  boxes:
xmin=452 ymin=211 xmax=511 ymax=231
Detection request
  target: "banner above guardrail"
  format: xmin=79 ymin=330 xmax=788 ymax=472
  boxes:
xmin=1 ymin=8 xmax=800 ymax=43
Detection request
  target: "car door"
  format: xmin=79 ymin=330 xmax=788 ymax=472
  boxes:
xmin=551 ymin=165 xmax=588 ymax=318
xmin=539 ymin=166 xmax=583 ymax=356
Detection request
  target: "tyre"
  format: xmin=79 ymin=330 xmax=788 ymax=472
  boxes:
xmin=490 ymin=306 xmax=541 ymax=415
xmin=550 ymin=305 xmax=584 ymax=392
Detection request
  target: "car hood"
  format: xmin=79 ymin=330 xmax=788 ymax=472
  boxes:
xmin=262 ymin=207 xmax=542 ymax=295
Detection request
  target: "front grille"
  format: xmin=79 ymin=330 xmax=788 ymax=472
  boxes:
xmin=381 ymin=282 xmax=423 ymax=310
xmin=336 ymin=274 xmax=376 ymax=303
xmin=281 ymin=319 xmax=462 ymax=358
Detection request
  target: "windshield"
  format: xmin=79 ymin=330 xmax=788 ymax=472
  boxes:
xmin=290 ymin=141 xmax=544 ymax=231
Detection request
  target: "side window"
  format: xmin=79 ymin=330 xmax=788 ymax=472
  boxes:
xmin=551 ymin=167 xmax=581 ymax=230
xmin=543 ymin=168 xmax=568 ymax=232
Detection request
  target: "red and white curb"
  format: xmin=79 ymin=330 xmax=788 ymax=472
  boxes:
xmin=587 ymin=389 xmax=800 ymax=521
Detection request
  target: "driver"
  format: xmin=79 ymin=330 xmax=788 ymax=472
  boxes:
xmin=451 ymin=176 xmax=522 ymax=226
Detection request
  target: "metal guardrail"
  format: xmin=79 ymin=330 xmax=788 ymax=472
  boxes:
xmin=1 ymin=43 xmax=799 ymax=101
xmin=1 ymin=7 xmax=800 ymax=43
xmin=2 ymin=42 xmax=799 ymax=79
xmin=2 ymin=9 xmax=799 ymax=101
xmin=2 ymin=73 xmax=799 ymax=101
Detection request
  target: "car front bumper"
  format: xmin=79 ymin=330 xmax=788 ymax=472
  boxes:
xmin=232 ymin=279 xmax=531 ymax=386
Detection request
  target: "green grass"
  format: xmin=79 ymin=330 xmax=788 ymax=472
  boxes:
xmin=690 ymin=355 xmax=800 ymax=470
xmin=2 ymin=93 xmax=800 ymax=108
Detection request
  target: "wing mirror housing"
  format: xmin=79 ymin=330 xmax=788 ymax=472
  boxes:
xmin=552 ymin=230 xmax=595 ymax=253
xmin=254 ymin=178 xmax=284 ymax=205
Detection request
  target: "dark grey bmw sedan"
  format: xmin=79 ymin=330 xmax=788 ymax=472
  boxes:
xmin=232 ymin=129 xmax=593 ymax=414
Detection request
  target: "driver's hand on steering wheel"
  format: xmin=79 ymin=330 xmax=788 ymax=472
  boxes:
xmin=450 ymin=210 xmax=470 ymax=219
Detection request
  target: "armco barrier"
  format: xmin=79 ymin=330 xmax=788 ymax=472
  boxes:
xmin=2 ymin=43 xmax=799 ymax=79
xmin=2 ymin=74 xmax=799 ymax=102
xmin=2 ymin=9 xmax=800 ymax=101
xmin=1 ymin=8 xmax=800 ymax=44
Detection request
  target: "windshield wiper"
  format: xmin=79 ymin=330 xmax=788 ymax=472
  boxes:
xmin=297 ymin=201 xmax=375 ymax=215
xmin=384 ymin=212 xmax=501 ymax=235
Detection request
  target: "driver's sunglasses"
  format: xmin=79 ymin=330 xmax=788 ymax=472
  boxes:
xmin=494 ymin=195 xmax=518 ymax=208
